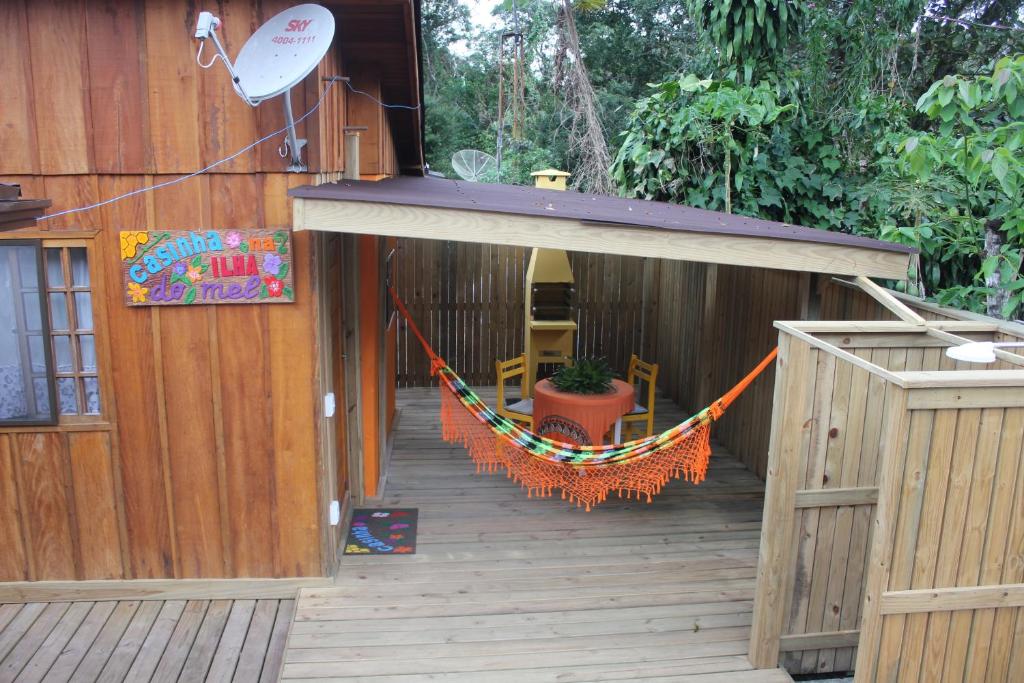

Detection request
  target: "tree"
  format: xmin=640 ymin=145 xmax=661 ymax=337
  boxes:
xmin=897 ymin=55 xmax=1024 ymax=318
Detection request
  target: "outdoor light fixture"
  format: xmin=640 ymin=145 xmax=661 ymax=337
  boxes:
xmin=945 ymin=341 xmax=1024 ymax=364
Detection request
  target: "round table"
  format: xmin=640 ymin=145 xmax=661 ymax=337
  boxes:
xmin=533 ymin=379 xmax=635 ymax=446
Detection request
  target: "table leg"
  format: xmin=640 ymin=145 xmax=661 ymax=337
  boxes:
xmin=613 ymin=418 xmax=622 ymax=444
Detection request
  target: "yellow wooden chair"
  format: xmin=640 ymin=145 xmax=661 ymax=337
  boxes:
xmin=622 ymin=354 xmax=658 ymax=438
xmin=495 ymin=355 xmax=534 ymax=428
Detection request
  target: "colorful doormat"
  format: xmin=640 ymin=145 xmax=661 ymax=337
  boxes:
xmin=344 ymin=509 xmax=418 ymax=555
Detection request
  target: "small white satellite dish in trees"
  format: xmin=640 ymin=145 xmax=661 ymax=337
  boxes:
xmin=451 ymin=150 xmax=498 ymax=182
xmin=194 ymin=4 xmax=335 ymax=172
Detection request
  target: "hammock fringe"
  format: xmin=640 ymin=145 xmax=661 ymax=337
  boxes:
xmin=437 ymin=381 xmax=715 ymax=511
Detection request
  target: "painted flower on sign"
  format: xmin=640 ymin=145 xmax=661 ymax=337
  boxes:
xmin=263 ymin=252 xmax=283 ymax=276
xmin=173 ymin=261 xmax=187 ymax=276
xmin=127 ymin=282 xmax=149 ymax=303
xmin=225 ymin=231 xmax=242 ymax=249
xmin=186 ymin=264 xmax=203 ymax=283
xmin=264 ymin=276 xmax=284 ymax=297
xmin=119 ymin=231 xmax=150 ymax=260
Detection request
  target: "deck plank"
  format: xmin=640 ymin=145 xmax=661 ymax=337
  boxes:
xmin=203 ymin=598 xmax=256 ymax=682
xmin=282 ymin=388 xmax=789 ymax=681
xmin=42 ymin=601 xmax=117 ymax=682
xmin=0 ymin=601 xmax=69 ymax=680
xmin=95 ymin=599 xmax=162 ymax=682
xmin=122 ymin=599 xmax=186 ymax=681
xmin=232 ymin=599 xmax=279 ymax=682
xmin=15 ymin=601 xmax=93 ymax=682
xmin=68 ymin=600 xmax=140 ymax=682
xmin=150 ymin=599 xmax=209 ymax=683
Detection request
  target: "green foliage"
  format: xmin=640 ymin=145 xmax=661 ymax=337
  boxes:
xmin=550 ymin=358 xmax=615 ymax=394
xmin=894 ymin=55 xmax=1024 ymax=318
xmin=689 ymin=0 xmax=807 ymax=81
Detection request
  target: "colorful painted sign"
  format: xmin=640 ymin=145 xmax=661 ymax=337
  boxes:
xmin=120 ymin=229 xmax=294 ymax=306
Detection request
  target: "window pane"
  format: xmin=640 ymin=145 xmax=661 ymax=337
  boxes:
xmin=0 ymin=244 xmax=54 ymax=423
xmin=29 ymin=335 xmax=47 ymax=373
xmin=54 ymin=335 xmax=74 ymax=372
xmin=49 ymin=292 xmax=69 ymax=331
xmin=45 ymin=249 xmax=64 ymax=288
xmin=83 ymin=377 xmax=101 ymax=415
xmin=74 ymin=292 xmax=93 ymax=330
xmin=17 ymin=248 xmax=38 ymax=289
xmin=57 ymin=377 xmax=78 ymax=415
xmin=70 ymin=248 xmax=90 ymax=287
xmin=79 ymin=335 xmax=96 ymax=372
xmin=23 ymin=293 xmax=42 ymax=331
xmin=33 ymin=378 xmax=51 ymax=415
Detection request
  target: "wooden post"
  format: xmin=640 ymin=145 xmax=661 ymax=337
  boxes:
xmin=749 ymin=333 xmax=815 ymax=667
xmin=342 ymin=126 xmax=367 ymax=181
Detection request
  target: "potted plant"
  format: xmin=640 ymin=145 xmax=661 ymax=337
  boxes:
xmin=549 ymin=358 xmax=615 ymax=395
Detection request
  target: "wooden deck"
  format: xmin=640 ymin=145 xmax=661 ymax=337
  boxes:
xmin=0 ymin=598 xmax=293 ymax=682
xmin=283 ymin=387 xmax=792 ymax=682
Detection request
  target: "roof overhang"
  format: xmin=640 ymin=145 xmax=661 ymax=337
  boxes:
xmin=0 ymin=184 xmax=51 ymax=231
xmin=291 ymin=178 xmax=915 ymax=279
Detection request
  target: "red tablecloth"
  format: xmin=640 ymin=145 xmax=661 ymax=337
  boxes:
xmin=533 ymin=379 xmax=635 ymax=446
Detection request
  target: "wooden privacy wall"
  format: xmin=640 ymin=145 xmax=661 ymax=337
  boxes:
xmin=650 ymin=263 xmax=806 ymax=478
xmin=393 ymin=239 xmax=649 ymax=386
xmin=750 ymin=324 xmax=1024 ymax=679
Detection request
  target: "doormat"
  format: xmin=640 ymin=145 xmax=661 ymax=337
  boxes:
xmin=344 ymin=509 xmax=418 ymax=555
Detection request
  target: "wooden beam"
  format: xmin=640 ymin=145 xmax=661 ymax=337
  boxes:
xmin=907 ymin=386 xmax=1024 ymax=410
xmin=926 ymin=328 xmax=1024 ymax=367
xmin=0 ymin=577 xmax=332 ymax=603
xmin=779 ymin=629 xmax=860 ymax=651
xmin=773 ymin=322 xmax=905 ymax=387
xmin=896 ymin=370 xmax=1024 ymax=389
xmin=879 ymin=584 xmax=1024 ymax=615
xmin=293 ymin=198 xmax=913 ymax=279
xmin=854 ymin=276 xmax=927 ymax=325
xmin=793 ymin=487 xmax=878 ymax=508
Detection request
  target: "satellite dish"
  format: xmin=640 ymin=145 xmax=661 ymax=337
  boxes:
xmin=194 ymin=4 xmax=336 ymax=172
xmin=452 ymin=150 xmax=498 ymax=182
xmin=232 ymin=4 xmax=335 ymax=104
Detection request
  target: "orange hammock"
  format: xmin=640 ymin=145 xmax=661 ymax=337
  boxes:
xmin=391 ymin=288 xmax=777 ymax=510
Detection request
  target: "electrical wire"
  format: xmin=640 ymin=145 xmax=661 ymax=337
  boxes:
xmin=341 ymin=78 xmax=420 ymax=111
xmin=38 ymin=79 xmax=339 ymax=221
xmin=37 ymin=73 xmax=421 ymax=222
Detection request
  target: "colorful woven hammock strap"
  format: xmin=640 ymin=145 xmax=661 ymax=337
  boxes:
xmin=389 ymin=286 xmax=446 ymax=375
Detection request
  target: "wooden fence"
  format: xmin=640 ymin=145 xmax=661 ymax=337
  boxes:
xmin=393 ymin=239 xmax=651 ymax=386
xmin=750 ymin=320 xmax=1024 ymax=679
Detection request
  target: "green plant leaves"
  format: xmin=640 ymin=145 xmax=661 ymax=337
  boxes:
xmin=550 ymin=358 xmax=615 ymax=395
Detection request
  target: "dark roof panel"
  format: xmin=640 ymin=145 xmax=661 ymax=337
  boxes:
xmin=290 ymin=176 xmax=915 ymax=254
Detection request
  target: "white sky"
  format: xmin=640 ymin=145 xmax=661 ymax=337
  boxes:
xmin=451 ymin=0 xmax=502 ymax=55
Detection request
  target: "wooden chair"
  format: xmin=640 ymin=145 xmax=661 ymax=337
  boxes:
xmin=495 ymin=355 xmax=533 ymax=428
xmin=622 ymin=354 xmax=658 ymax=438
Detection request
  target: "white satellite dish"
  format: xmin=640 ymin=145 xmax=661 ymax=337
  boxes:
xmin=452 ymin=150 xmax=498 ymax=182
xmin=194 ymin=4 xmax=336 ymax=172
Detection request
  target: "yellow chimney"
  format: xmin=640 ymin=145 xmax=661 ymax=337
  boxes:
xmin=530 ymin=169 xmax=571 ymax=191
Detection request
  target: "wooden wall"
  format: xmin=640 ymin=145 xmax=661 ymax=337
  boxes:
xmin=393 ymin=239 xmax=649 ymax=386
xmin=0 ymin=0 xmax=401 ymax=581
xmin=750 ymin=327 xmax=1024 ymax=678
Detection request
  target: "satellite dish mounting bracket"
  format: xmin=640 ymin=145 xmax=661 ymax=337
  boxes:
xmin=194 ymin=5 xmax=335 ymax=173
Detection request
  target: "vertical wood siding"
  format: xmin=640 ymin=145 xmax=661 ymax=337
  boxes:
xmin=0 ymin=0 xmax=400 ymax=581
